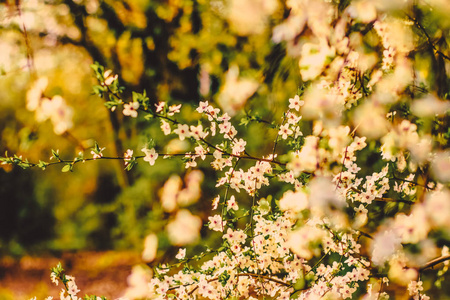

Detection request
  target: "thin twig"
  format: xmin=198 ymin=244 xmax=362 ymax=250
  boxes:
xmin=391 ymin=175 xmax=433 ymax=190
xmin=350 ymin=187 xmax=413 ymax=204
xmin=406 ymin=14 xmax=450 ymax=61
xmin=184 ymin=272 xmax=291 ymax=295
xmin=335 ymin=146 xmax=349 ymax=190
xmin=220 ymin=158 xmax=241 ymax=231
xmin=137 ymin=107 xmax=287 ymax=166
xmin=16 ymin=0 xmax=36 ymax=77
xmin=357 ymin=231 xmax=373 ymax=239
xmin=419 ymin=255 xmax=450 ymax=272
xmin=271 ymin=109 xmax=290 ymax=160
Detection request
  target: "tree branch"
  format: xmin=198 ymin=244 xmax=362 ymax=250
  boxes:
xmin=406 ymin=13 xmax=450 ymax=61
xmin=183 ymin=272 xmax=291 ymax=296
xmin=419 ymin=255 xmax=450 ymax=272
xmin=349 ymin=187 xmax=413 ymax=204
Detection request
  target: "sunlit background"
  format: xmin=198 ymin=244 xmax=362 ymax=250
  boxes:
xmin=1 ymin=0 xmax=450 ymax=299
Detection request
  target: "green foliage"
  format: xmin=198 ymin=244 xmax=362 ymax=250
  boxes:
xmin=1 ymin=0 xmax=450 ymax=298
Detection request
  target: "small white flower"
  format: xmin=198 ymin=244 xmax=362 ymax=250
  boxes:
xmin=155 ymin=101 xmax=165 ymax=113
xmin=168 ymin=104 xmax=182 ymax=116
xmin=196 ymin=101 xmax=209 ymax=113
xmin=103 ymin=69 xmax=118 ymax=86
xmin=190 ymin=124 xmax=206 ymax=140
xmin=279 ymin=124 xmax=293 ymax=139
xmin=212 ymin=195 xmax=220 ymax=210
xmin=227 ymin=195 xmax=239 ymax=211
xmin=142 ymin=147 xmax=158 ymax=165
xmin=208 ymin=215 xmax=226 ymax=232
xmin=123 ymin=101 xmax=139 ymax=118
xmin=50 ymin=272 xmax=59 ymax=286
xmin=288 ymin=95 xmax=304 ymax=111
xmin=124 ymin=149 xmax=133 ymax=166
xmin=176 ymin=248 xmax=186 ymax=260
xmin=91 ymin=147 xmax=105 ymax=160
xmin=174 ymin=124 xmax=190 ymax=140
xmin=195 ymin=145 xmax=208 ymax=160
xmin=160 ymin=120 xmax=171 ymax=135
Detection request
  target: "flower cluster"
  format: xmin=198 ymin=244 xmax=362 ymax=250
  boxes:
xmin=4 ymin=0 xmax=450 ymax=300
xmin=26 ymin=77 xmax=74 ymax=135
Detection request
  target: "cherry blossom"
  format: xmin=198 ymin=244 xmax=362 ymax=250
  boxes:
xmin=123 ymin=101 xmax=139 ymax=118
xmin=173 ymin=124 xmax=190 ymax=140
xmin=288 ymin=95 xmax=304 ymax=111
xmin=142 ymin=147 xmax=158 ymax=165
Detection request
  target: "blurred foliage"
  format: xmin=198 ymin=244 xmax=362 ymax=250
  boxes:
xmin=0 ymin=0 xmax=298 ymax=256
xmin=0 ymin=1 xmax=450 ymax=300
xmin=0 ymin=1 xmax=449 ymax=283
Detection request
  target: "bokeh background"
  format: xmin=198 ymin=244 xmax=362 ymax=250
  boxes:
xmin=0 ymin=0 xmax=299 ymax=298
xmin=1 ymin=0 xmax=450 ymax=299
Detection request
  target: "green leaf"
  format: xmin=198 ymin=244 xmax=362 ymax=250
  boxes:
xmin=51 ymin=262 xmax=64 ymax=275
xmin=61 ymin=164 xmax=71 ymax=172
xmin=38 ymin=160 xmax=48 ymax=170
xmin=145 ymin=139 xmax=156 ymax=149
xmin=218 ymin=270 xmax=230 ymax=286
xmin=92 ymin=85 xmax=105 ymax=96
xmin=239 ymin=115 xmax=250 ymax=126
xmin=91 ymin=141 xmax=103 ymax=155
xmin=51 ymin=149 xmax=60 ymax=160
xmin=125 ymin=160 xmax=137 ymax=171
